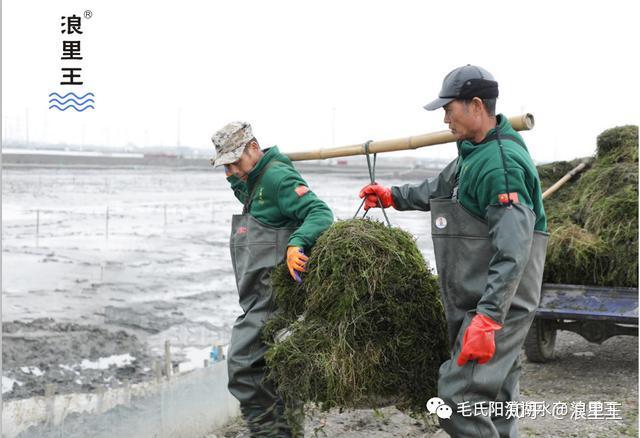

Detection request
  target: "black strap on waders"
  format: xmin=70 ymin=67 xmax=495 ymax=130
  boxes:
xmin=243 ymin=160 xmax=287 ymax=214
xmin=495 ymin=125 xmax=514 ymax=206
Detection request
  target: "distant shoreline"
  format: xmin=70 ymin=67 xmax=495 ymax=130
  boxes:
xmin=1 ymin=152 xmax=442 ymax=180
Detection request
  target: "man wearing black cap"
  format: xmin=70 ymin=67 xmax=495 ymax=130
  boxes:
xmin=359 ymin=65 xmax=548 ymax=437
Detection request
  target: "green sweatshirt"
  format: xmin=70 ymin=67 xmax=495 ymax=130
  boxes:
xmin=456 ymin=115 xmax=547 ymax=232
xmin=392 ymin=114 xmax=547 ymax=232
xmin=227 ymin=146 xmax=334 ymax=249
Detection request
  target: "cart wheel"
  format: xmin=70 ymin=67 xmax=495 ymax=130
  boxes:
xmin=524 ymin=319 xmax=557 ymax=363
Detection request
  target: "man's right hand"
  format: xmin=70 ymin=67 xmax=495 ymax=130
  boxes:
xmin=358 ymin=183 xmax=395 ymax=210
xmin=457 ymin=313 xmax=503 ymax=366
xmin=286 ymin=246 xmax=308 ymax=283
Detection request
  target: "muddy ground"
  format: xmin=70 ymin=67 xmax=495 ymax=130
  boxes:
xmin=210 ymin=330 xmax=638 ymax=437
xmin=2 ymin=318 xmax=155 ymax=400
xmin=2 ymin=166 xmax=434 ymax=402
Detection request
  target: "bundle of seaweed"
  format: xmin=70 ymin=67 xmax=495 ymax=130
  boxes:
xmin=264 ymin=219 xmax=449 ymax=414
xmin=538 ymin=125 xmax=638 ymax=287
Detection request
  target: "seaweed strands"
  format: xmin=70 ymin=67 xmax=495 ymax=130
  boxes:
xmin=538 ymin=125 xmax=638 ymax=287
xmin=263 ymin=219 xmax=449 ymax=414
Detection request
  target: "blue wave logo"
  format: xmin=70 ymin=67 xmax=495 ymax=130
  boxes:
xmin=48 ymin=92 xmax=95 ymax=111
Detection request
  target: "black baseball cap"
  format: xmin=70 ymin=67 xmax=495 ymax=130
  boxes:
xmin=423 ymin=64 xmax=499 ymax=111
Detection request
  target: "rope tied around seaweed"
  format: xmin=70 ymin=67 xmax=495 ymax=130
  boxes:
xmin=353 ymin=140 xmax=392 ymax=227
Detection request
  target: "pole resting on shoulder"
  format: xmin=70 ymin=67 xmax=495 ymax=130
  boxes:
xmin=353 ymin=140 xmax=392 ymax=227
xmin=285 ymin=114 xmax=535 ymax=162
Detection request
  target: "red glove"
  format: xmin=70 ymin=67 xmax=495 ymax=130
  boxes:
xmin=358 ymin=183 xmax=395 ymax=211
xmin=457 ymin=313 xmax=502 ymax=366
xmin=286 ymin=246 xmax=308 ymax=283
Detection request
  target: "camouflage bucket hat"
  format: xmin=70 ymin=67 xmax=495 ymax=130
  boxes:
xmin=210 ymin=121 xmax=254 ymax=167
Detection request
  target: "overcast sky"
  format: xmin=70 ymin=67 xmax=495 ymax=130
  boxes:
xmin=2 ymin=0 xmax=638 ymax=162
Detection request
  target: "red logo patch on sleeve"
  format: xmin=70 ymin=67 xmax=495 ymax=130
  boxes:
xmin=498 ymin=192 xmax=520 ymax=204
xmin=294 ymin=185 xmax=310 ymax=197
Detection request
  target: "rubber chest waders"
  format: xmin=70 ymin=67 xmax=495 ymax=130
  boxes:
xmin=227 ymin=161 xmax=299 ymax=436
xmin=431 ymin=199 xmax=548 ymax=438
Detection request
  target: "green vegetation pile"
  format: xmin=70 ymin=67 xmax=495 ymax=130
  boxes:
xmin=264 ymin=219 xmax=449 ymax=414
xmin=537 ymin=125 xmax=638 ymax=287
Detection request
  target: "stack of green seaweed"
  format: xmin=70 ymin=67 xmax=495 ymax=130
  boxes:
xmin=537 ymin=125 xmax=638 ymax=287
xmin=264 ymin=219 xmax=449 ymax=414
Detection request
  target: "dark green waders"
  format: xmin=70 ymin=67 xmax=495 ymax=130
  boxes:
xmin=431 ymin=199 xmax=548 ymax=438
xmin=227 ymin=199 xmax=302 ymax=437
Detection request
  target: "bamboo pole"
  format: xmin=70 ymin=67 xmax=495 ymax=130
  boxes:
xmin=542 ymin=162 xmax=589 ymax=200
xmin=285 ymin=113 xmax=534 ymax=162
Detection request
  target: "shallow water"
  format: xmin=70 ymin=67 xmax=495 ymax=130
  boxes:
xmin=1 ymin=165 xmax=436 ymax=399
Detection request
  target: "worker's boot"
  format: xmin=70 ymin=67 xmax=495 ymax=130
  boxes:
xmin=241 ymin=400 xmax=303 ymax=438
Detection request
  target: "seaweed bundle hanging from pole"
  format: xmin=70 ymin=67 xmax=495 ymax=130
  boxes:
xmin=264 ymin=219 xmax=449 ymax=413
xmin=538 ymin=125 xmax=638 ymax=287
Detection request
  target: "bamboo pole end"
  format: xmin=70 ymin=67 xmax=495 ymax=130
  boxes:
xmin=524 ymin=113 xmax=535 ymax=130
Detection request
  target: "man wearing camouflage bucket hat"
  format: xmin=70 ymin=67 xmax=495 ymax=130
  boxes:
xmin=212 ymin=121 xmax=333 ymax=436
